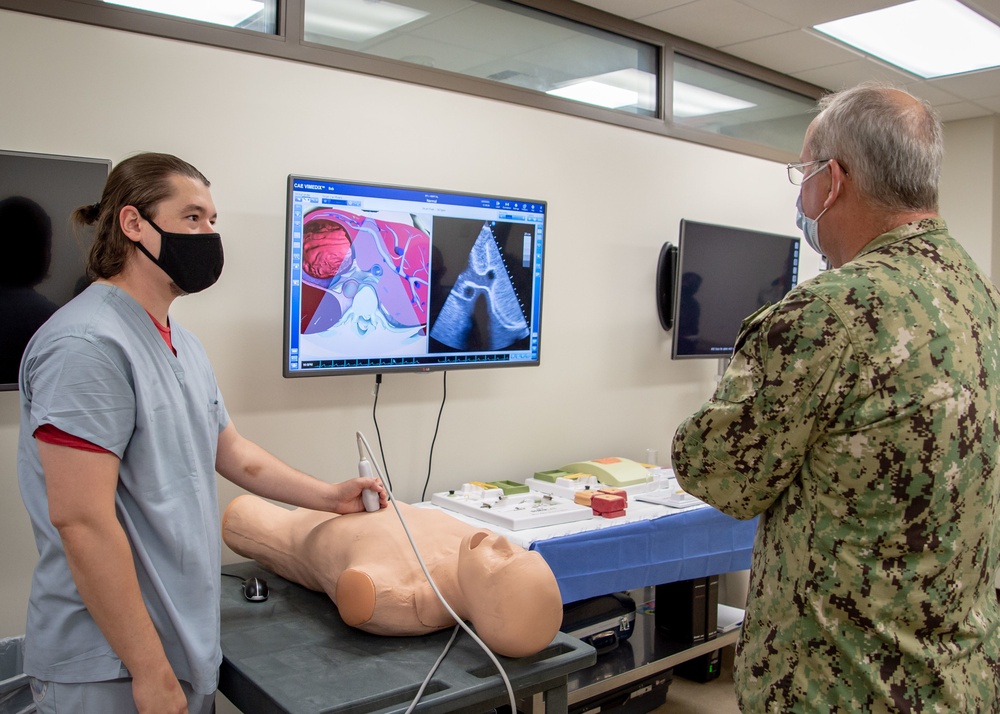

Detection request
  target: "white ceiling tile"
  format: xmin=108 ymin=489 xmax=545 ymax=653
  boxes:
xmin=723 ymin=30 xmax=863 ymax=74
xmin=576 ymin=0 xmax=694 ymax=20
xmin=636 ymin=0 xmax=794 ymax=47
xmin=962 ymin=0 xmax=1000 ymax=25
xmin=407 ymin=4 xmax=576 ymax=55
xmin=732 ymin=0 xmax=904 ymax=26
xmin=976 ymin=94 xmax=1000 ymax=112
xmin=364 ymin=33 xmax=496 ymax=73
xmin=927 ymin=67 xmax=1000 ymax=100
xmin=934 ymin=101 xmax=995 ymax=121
xmin=791 ymin=57 xmax=919 ymax=92
xmin=900 ymin=81 xmax=967 ymax=106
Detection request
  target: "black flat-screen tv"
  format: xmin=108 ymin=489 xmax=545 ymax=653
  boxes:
xmin=1 ymin=150 xmax=110 ymax=391
xmin=283 ymin=176 xmax=547 ymax=377
xmin=671 ymin=219 xmax=800 ymax=360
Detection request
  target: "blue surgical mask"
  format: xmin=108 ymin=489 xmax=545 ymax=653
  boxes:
xmin=795 ymin=194 xmax=828 ymax=256
xmin=794 ymin=160 xmax=832 ymax=258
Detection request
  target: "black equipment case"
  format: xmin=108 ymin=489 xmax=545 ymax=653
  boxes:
xmin=560 ymin=592 xmax=636 ymax=654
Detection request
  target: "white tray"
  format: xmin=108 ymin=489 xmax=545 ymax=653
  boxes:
xmin=431 ymin=489 xmax=594 ymax=530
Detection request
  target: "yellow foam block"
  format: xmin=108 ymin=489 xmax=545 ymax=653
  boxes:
xmin=560 ymin=457 xmax=651 ymax=487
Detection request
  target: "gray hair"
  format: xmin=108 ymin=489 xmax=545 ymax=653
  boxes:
xmin=807 ymin=82 xmax=943 ymax=213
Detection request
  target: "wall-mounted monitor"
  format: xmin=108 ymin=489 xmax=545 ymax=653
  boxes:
xmin=283 ymin=176 xmax=546 ymax=377
xmin=671 ymin=219 xmax=800 ymax=360
xmin=1 ymin=150 xmax=110 ymax=391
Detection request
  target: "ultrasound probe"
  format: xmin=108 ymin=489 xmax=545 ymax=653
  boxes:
xmin=356 ymin=432 xmax=381 ymax=512
xmin=353 ymin=430 xmax=516 ymax=713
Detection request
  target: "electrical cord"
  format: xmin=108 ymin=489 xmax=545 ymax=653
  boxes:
xmin=420 ymin=371 xmax=448 ymax=502
xmin=371 ymin=374 xmax=392 ymax=491
xmin=356 ymin=431 xmax=517 ymax=713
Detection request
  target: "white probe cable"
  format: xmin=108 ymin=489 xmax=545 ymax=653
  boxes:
xmin=405 ymin=624 xmax=461 ymax=714
xmin=355 ymin=431 xmax=517 ymax=713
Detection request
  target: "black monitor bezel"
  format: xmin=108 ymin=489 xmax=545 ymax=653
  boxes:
xmin=282 ymin=175 xmax=547 ymax=378
xmin=670 ymin=218 xmax=800 ymax=360
xmin=0 ymin=149 xmax=111 ymax=392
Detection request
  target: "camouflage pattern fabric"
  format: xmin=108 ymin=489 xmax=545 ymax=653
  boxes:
xmin=672 ymin=218 xmax=1000 ymax=712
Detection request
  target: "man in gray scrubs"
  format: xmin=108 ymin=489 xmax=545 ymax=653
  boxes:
xmin=17 ymin=152 xmax=387 ymax=713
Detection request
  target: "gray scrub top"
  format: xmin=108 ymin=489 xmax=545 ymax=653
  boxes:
xmin=17 ymin=283 xmax=230 ymax=694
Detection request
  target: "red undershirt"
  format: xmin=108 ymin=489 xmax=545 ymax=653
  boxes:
xmin=34 ymin=312 xmax=174 ymax=454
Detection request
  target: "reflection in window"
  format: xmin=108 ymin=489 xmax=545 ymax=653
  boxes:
xmin=20 ymin=0 xmax=819 ymax=157
xmin=673 ymin=54 xmax=816 ymax=155
xmin=103 ymin=0 xmax=277 ymax=33
xmin=303 ymin=0 xmax=658 ymax=117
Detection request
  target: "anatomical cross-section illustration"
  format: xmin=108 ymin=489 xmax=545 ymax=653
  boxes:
xmin=297 ymin=208 xmax=431 ymax=357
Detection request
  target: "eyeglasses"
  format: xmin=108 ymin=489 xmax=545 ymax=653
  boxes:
xmin=786 ymin=159 xmax=831 ymax=186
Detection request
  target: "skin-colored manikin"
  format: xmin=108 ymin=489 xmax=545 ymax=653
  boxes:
xmin=222 ymin=495 xmax=564 ymax=658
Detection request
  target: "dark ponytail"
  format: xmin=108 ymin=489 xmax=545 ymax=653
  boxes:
xmin=73 ymin=201 xmax=101 ymax=226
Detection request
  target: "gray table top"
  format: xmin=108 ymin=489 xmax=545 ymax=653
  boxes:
xmin=220 ymin=561 xmax=596 ymax=713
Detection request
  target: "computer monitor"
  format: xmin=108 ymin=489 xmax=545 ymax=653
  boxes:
xmin=283 ymin=176 xmax=547 ymax=377
xmin=0 ymin=150 xmax=110 ymax=391
xmin=671 ymin=219 xmax=800 ymax=360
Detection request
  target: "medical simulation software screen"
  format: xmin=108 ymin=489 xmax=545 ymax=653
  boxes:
xmin=283 ymin=176 xmax=547 ymax=377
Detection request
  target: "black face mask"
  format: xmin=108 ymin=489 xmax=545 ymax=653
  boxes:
xmin=135 ymin=214 xmax=224 ymax=294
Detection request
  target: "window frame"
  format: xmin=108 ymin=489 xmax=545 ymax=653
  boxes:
xmin=0 ymin=0 xmax=826 ymax=162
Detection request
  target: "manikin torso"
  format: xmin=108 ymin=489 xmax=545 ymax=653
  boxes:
xmin=222 ymin=496 xmax=564 ymax=657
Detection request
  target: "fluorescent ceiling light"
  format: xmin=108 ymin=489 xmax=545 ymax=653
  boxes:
xmin=548 ymin=72 xmax=754 ymax=115
xmin=814 ymin=0 xmax=1000 ymax=78
xmin=546 ymin=69 xmax=655 ymax=110
xmin=104 ymin=0 xmax=264 ymax=26
xmin=305 ymin=0 xmax=429 ymax=43
xmin=673 ymin=82 xmax=755 ymax=118
xmin=548 ymin=81 xmax=637 ymax=108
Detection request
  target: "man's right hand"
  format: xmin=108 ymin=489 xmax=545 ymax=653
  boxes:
xmin=132 ymin=667 xmax=188 ymax=714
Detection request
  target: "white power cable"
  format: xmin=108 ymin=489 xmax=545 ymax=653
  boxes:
xmin=355 ymin=431 xmax=517 ymax=713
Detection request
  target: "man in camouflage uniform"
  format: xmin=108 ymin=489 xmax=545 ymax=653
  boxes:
xmin=672 ymin=83 xmax=1000 ymax=711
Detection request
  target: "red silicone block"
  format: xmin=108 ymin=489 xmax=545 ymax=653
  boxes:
xmin=591 ymin=492 xmax=626 ymax=518
xmin=598 ymin=487 xmax=627 ymax=507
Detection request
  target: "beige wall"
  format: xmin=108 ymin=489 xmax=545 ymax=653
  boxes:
xmin=1 ymin=8 xmax=996 ymax=656
xmin=941 ymin=115 xmax=1000 ymax=282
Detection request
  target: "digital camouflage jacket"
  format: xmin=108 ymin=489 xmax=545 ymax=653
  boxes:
xmin=672 ymin=218 xmax=1000 ymax=712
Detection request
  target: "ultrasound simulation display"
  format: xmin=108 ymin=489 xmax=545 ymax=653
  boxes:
xmin=429 ymin=220 xmax=530 ymax=352
xmin=291 ymin=205 xmax=535 ymax=366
